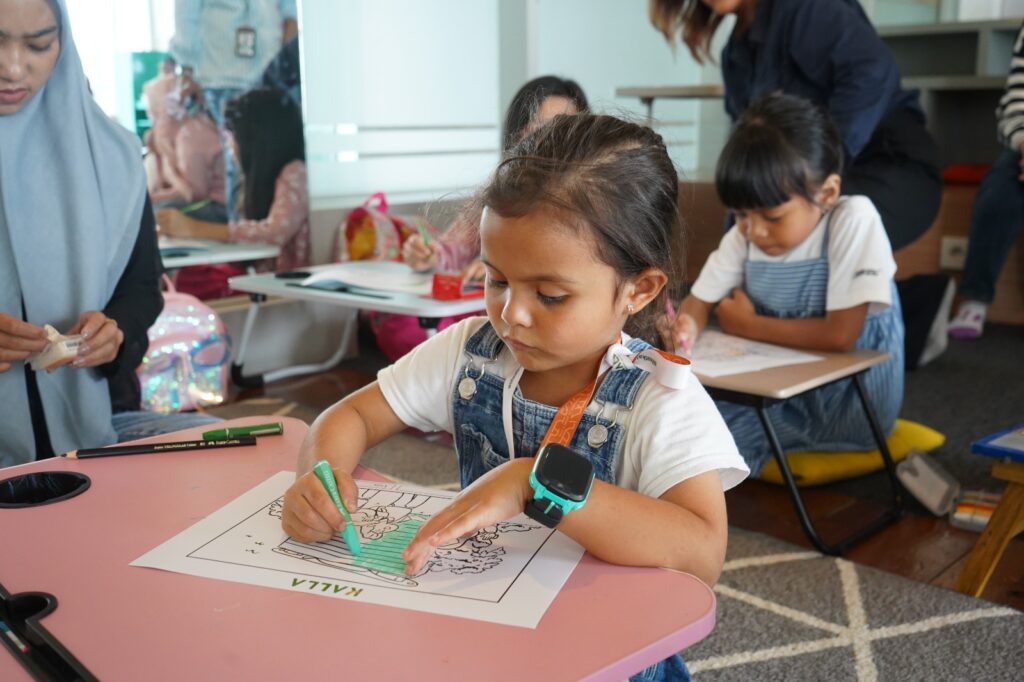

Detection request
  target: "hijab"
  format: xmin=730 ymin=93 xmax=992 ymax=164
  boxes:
xmin=0 ymin=0 xmax=146 ymax=466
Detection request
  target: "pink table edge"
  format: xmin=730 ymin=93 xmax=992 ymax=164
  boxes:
xmin=0 ymin=416 xmax=716 ymax=680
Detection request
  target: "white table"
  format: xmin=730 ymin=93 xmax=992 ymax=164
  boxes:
xmin=615 ymin=84 xmax=725 ymax=121
xmin=159 ymin=237 xmax=281 ymax=269
xmin=227 ymin=264 xmax=487 ymax=386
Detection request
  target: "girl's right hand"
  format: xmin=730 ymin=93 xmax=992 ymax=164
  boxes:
xmin=0 ymin=313 xmax=48 ymax=373
xmin=281 ymin=466 xmax=360 ymax=543
xmin=402 ymin=235 xmax=438 ymax=272
xmin=672 ymin=313 xmax=700 ymax=355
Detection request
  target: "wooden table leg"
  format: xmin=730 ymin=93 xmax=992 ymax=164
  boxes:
xmin=954 ymin=478 xmax=1024 ymax=597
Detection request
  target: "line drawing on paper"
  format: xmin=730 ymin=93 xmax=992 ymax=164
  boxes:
xmin=134 ymin=474 xmax=585 ymax=627
xmin=267 ymin=487 xmax=540 ymax=586
xmin=182 ymin=479 xmax=556 ymax=603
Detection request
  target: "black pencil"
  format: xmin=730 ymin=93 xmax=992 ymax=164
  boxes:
xmin=64 ymin=436 xmax=257 ymax=459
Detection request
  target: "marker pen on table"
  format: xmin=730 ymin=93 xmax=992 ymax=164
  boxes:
xmin=202 ymin=422 xmax=283 ymax=440
xmin=312 ymin=460 xmax=362 ymax=556
xmin=64 ymin=437 xmax=256 ymax=459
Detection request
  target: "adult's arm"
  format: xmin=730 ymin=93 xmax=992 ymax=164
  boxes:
xmin=786 ymin=0 xmax=903 ymax=160
xmin=99 ymin=194 xmax=164 ymax=382
xmin=168 ymin=0 xmax=203 ymax=70
xmin=997 ymin=23 xmax=1024 ymax=151
xmin=229 ymin=162 xmax=308 ymax=246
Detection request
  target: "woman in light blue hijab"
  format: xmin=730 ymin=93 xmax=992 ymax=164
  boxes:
xmin=0 ymin=0 xmax=217 ymax=467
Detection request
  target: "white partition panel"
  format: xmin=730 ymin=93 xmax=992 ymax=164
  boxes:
xmin=532 ymin=0 xmax=706 ymax=175
xmin=300 ymin=0 xmax=501 ymax=209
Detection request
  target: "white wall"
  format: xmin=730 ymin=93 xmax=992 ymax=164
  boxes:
xmin=531 ymin=0 xmax=704 ymax=173
xmin=68 ymin=0 xmax=174 ymax=126
xmin=300 ymin=0 xmax=502 ymax=210
xmin=299 ymin=0 xmax=712 ymax=210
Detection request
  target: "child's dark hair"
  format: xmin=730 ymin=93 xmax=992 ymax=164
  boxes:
xmin=224 ymin=87 xmax=306 ymax=221
xmin=715 ymin=93 xmax=844 ymax=211
xmin=479 ymin=113 xmax=682 ymax=344
xmin=502 ymin=76 xmax=589 ymax=152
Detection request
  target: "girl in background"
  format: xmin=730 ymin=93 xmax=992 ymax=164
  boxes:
xmin=667 ymin=93 xmax=904 ymax=475
xmin=157 ymin=87 xmax=309 ymax=297
xmin=149 ymin=67 xmax=228 ymax=224
xmin=650 ymin=0 xmax=948 ymax=368
xmin=282 ymin=114 xmax=747 ymax=681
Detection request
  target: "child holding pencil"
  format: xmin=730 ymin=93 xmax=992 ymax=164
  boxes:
xmin=282 ymin=113 xmax=747 ymax=681
xmin=665 ymin=93 xmax=904 ymax=475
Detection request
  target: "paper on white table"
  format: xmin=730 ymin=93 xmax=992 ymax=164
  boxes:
xmin=303 ymin=261 xmax=432 ymax=295
xmin=690 ymin=330 xmax=822 ymax=377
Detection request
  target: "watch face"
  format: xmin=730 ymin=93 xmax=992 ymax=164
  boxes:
xmin=536 ymin=444 xmax=594 ymax=502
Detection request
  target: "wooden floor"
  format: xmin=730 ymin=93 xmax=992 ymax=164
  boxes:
xmin=237 ymin=364 xmax=1024 ymax=612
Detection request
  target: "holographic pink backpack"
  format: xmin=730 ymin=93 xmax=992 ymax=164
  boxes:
xmin=136 ymin=276 xmax=231 ymax=413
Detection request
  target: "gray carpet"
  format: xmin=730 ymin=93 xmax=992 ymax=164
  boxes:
xmin=686 ymin=528 xmax=1024 ymax=681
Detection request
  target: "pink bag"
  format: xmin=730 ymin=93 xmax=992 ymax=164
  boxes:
xmin=367 ymin=311 xmax=475 ymax=363
xmin=137 ymin=276 xmax=231 ymax=413
xmin=335 ymin=192 xmax=440 ymax=262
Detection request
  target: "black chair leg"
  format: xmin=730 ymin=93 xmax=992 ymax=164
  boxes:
xmin=755 ymin=386 xmax=903 ymax=555
xmin=852 ymin=373 xmax=904 ymax=510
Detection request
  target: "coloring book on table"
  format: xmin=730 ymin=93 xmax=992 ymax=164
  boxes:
xmin=691 ymin=330 xmax=822 ymax=377
xmin=131 ymin=472 xmax=584 ymax=628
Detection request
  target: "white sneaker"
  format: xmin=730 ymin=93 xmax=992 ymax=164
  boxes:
xmin=918 ymin=277 xmax=956 ymax=366
xmin=949 ymin=300 xmax=987 ymax=339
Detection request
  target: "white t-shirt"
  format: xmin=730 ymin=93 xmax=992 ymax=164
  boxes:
xmin=378 ymin=318 xmax=749 ymax=499
xmin=691 ymin=196 xmax=896 ymax=314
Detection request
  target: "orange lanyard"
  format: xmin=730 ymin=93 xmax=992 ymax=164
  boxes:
xmin=537 ymin=376 xmax=601 ymax=450
xmin=500 ymin=342 xmax=690 ymax=458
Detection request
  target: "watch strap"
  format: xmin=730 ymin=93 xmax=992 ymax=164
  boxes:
xmin=525 ymin=497 xmax=564 ymax=528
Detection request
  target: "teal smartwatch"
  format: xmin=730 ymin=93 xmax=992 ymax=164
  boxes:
xmin=525 ymin=444 xmax=595 ymax=528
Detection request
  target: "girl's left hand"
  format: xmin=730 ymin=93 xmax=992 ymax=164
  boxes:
xmin=402 ymin=458 xmax=534 ymax=575
xmin=66 ymin=311 xmax=124 ymax=369
xmin=717 ymin=288 xmax=757 ymax=335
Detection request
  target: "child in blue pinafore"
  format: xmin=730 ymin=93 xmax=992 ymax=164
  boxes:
xmin=667 ymin=93 xmax=904 ymax=475
xmin=282 ymin=114 xmax=749 ymax=681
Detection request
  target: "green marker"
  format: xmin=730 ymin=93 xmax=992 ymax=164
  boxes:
xmin=202 ymin=422 xmax=283 ymax=440
xmin=180 ymin=198 xmax=212 ymax=215
xmin=414 ymin=217 xmax=432 ymax=246
xmin=312 ymin=460 xmax=362 ymax=556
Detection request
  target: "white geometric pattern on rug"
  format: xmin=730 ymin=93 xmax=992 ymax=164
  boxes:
xmin=688 ymin=549 xmax=1021 ymax=681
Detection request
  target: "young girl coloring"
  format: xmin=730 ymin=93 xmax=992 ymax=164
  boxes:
xmin=667 ymin=93 xmax=904 ymax=475
xmin=282 ymin=114 xmax=748 ymax=681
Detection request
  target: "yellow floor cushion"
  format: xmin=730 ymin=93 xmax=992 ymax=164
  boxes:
xmin=758 ymin=419 xmax=945 ymax=487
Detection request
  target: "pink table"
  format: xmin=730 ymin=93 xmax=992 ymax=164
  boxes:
xmin=0 ymin=416 xmax=715 ymax=680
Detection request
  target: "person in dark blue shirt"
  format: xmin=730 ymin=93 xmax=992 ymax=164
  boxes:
xmin=650 ymin=0 xmax=942 ymax=252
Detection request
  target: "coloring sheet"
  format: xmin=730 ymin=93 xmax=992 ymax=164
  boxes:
xmin=690 ymin=330 xmax=822 ymax=377
xmin=132 ymin=472 xmax=584 ymax=628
